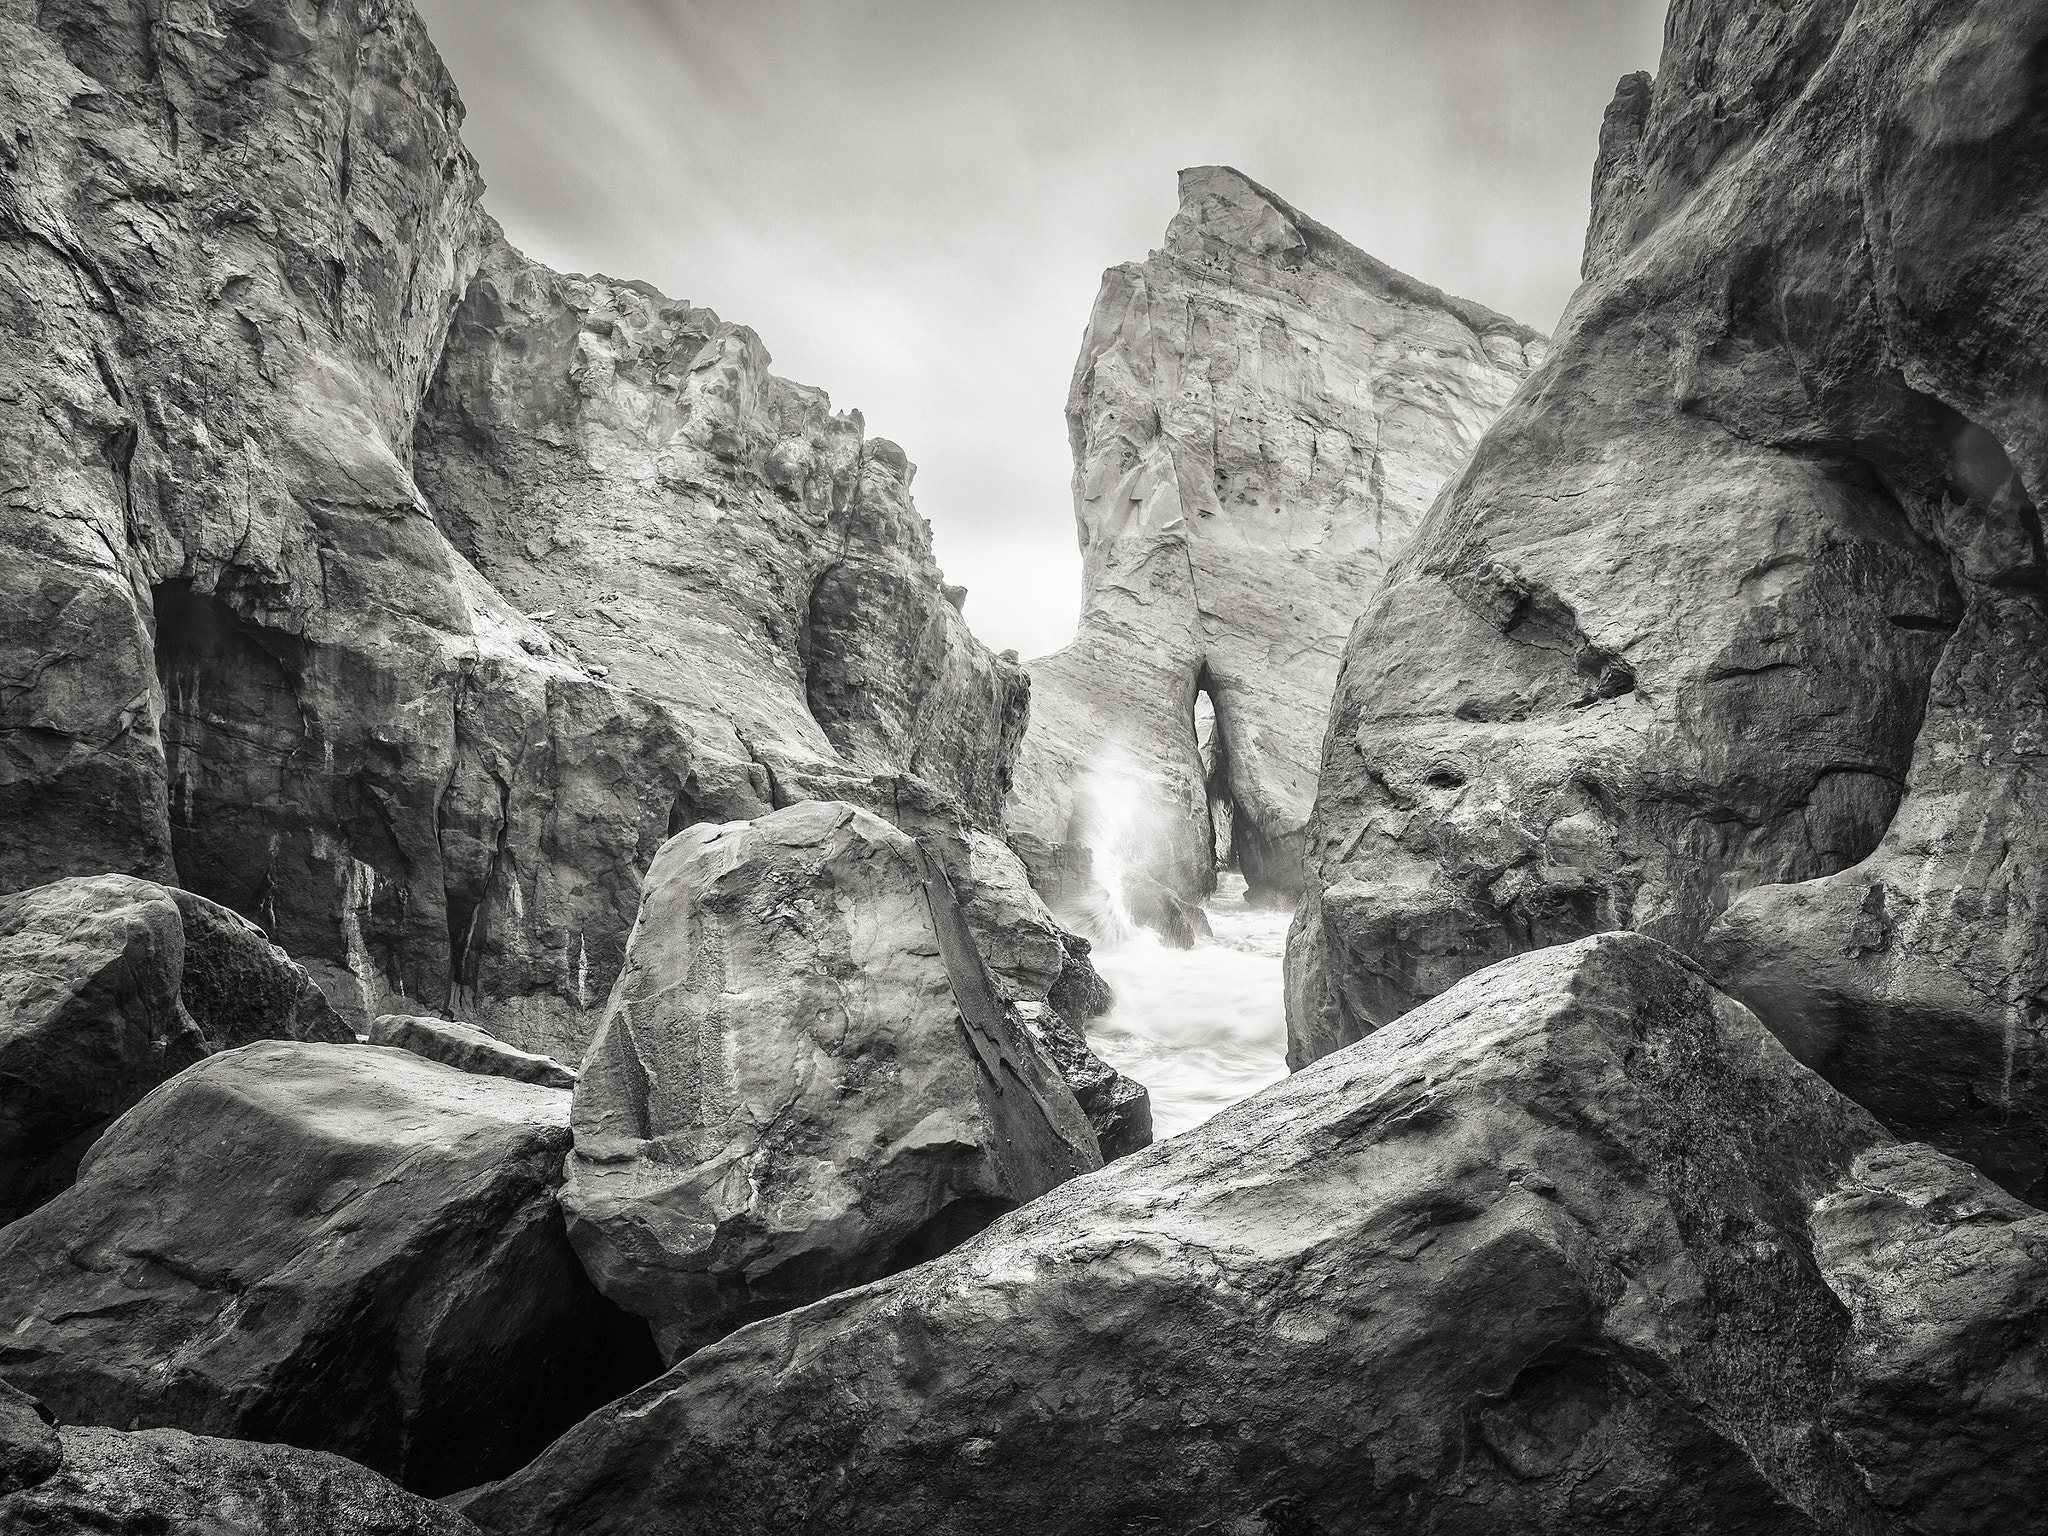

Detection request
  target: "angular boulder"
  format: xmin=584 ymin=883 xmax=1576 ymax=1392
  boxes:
xmin=370 ymin=1014 xmax=577 ymax=1090
xmin=0 ymin=874 xmax=204 ymax=1223
xmin=466 ymin=933 xmax=2048 ymax=1536
xmin=563 ymin=800 xmax=1103 ymax=1362
xmin=0 ymin=1380 xmax=60 ymax=1500
xmin=1 ymin=1422 xmax=478 ymax=1536
xmin=0 ymin=1042 xmax=657 ymax=1496
xmin=170 ymin=888 xmax=353 ymax=1050
xmin=1286 ymin=0 xmax=2048 ymax=1201
xmin=1007 ymin=166 xmax=1541 ymax=924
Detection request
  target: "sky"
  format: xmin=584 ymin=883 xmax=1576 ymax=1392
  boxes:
xmin=414 ymin=0 xmax=1671 ymax=661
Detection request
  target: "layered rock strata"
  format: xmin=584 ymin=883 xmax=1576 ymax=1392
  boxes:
xmin=0 ymin=0 xmax=1052 ymax=1065
xmin=563 ymin=801 xmax=1103 ymax=1362
xmin=0 ymin=1042 xmax=658 ymax=1495
xmin=1008 ymin=166 xmax=1543 ymax=926
xmin=1289 ymin=0 xmax=2048 ymax=1200
xmin=466 ymin=933 xmax=2048 ymax=1536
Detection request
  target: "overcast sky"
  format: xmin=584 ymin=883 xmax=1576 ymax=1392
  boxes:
xmin=414 ymin=0 xmax=1669 ymax=660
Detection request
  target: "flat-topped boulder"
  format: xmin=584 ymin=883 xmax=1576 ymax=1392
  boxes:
xmin=0 ymin=1042 xmax=657 ymax=1495
xmin=468 ymin=933 xmax=2048 ymax=1533
xmin=563 ymin=800 xmax=1103 ymax=1362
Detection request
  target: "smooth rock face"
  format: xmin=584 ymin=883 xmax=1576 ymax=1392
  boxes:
xmin=0 ymin=875 xmax=203 ymax=1223
xmin=563 ymin=801 xmax=1103 ymax=1363
xmin=370 ymin=1014 xmax=578 ymax=1090
xmin=1008 ymin=166 xmax=1542 ymax=921
xmin=0 ymin=1 xmax=1039 ymax=1067
xmin=1289 ymin=0 xmax=2048 ymax=1199
xmin=0 ymin=1423 xmax=479 ymax=1536
xmin=467 ymin=933 xmax=2048 ymax=1536
xmin=0 ymin=1042 xmax=658 ymax=1496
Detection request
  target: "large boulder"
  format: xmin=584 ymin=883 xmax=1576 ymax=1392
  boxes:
xmin=0 ymin=1381 xmax=60 ymax=1500
xmin=1286 ymin=0 xmax=2048 ymax=1201
xmin=0 ymin=1042 xmax=658 ymax=1496
xmin=0 ymin=1421 xmax=478 ymax=1536
xmin=563 ymin=800 xmax=1104 ymax=1362
xmin=0 ymin=875 xmax=204 ymax=1223
xmin=170 ymin=887 xmax=353 ymax=1050
xmin=464 ymin=933 xmax=2048 ymax=1535
xmin=1007 ymin=166 xmax=1541 ymax=923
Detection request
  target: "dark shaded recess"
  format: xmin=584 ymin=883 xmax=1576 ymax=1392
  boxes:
xmin=881 ymin=1195 xmax=1017 ymax=1277
xmin=800 ymin=560 xmax=860 ymax=755
xmin=1195 ymin=667 xmax=1294 ymax=906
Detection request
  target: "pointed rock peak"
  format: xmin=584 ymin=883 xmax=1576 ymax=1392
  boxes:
xmin=1166 ymin=165 xmax=1306 ymax=262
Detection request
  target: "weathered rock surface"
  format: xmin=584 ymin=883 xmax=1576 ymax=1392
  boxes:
xmin=0 ymin=1422 xmax=479 ymax=1536
xmin=0 ymin=1042 xmax=658 ymax=1496
xmin=0 ymin=875 xmax=353 ymax=1224
xmin=467 ymin=932 xmax=2048 ymax=1536
xmin=1014 ymin=1000 xmax=1153 ymax=1161
xmin=1 ymin=0 xmax=1046 ymax=1067
xmin=0 ymin=1381 xmax=60 ymax=1500
xmin=1008 ymin=166 xmax=1542 ymax=926
xmin=563 ymin=800 xmax=1103 ymax=1362
xmin=1289 ymin=0 xmax=2048 ymax=1200
xmin=370 ymin=1013 xmax=577 ymax=1090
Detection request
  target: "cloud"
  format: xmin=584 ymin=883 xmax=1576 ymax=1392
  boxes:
xmin=415 ymin=0 xmax=1667 ymax=660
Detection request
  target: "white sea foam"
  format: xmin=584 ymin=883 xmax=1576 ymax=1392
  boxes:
xmin=1085 ymin=872 xmax=1290 ymax=1139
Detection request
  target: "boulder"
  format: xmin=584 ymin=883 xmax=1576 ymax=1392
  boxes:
xmin=0 ymin=1381 xmax=59 ymax=1500
xmin=1 ymin=1422 xmax=478 ymax=1536
xmin=370 ymin=1014 xmax=577 ymax=1090
xmin=0 ymin=874 xmax=204 ymax=1224
xmin=1007 ymin=166 xmax=1541 ymax=926
xmin=0 ymin=1042 xmax=658 ymax=1496
xmin=1014 ymin=1002 xmax=1152 ymax=1161
xmin=563 ymin=801 xmax=1103 ymax=1362
xmin=468 ymin=932 xmax=2048 ymax=1535
xmin=170 ymin=888 xmax=354 ymax=1050
xmin=1286 ymin=0 xmax=2048 ymax=1201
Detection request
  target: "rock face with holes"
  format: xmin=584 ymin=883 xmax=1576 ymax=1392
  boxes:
xmin=0 ymin=874 xmax=348 ymax=1225
xmin=562 ymin=801 xmax=1103 ymax=1364
xmin=1289 ymin=2 xmax=2048 ymax=1201
xmin=464 ymin=933 xmax=2048 ymax=1536
xmin=0 ymin=1041 xmax=660 ymax=1496
xmin=0 ymin=1 xmax=1050 ymax=1065
xmin=1006 ymin=166 xmax=1543 ymax=925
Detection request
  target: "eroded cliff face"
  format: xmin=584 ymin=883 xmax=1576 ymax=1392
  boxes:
xmin=0 ymin=0 xmax=1038 ymax=1060
xmin=1007 ymin=166 xmax=1543 ymax=927
xmin=1290 ymin=0 xmax=2048 ymax=1199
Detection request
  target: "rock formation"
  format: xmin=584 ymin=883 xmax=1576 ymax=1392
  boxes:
xmin=0 ymin=874 xmax=347 ymax=1224
xmin=463 ymin=933 xmax=2048 ymax=1536
xmin=370 ymin=1013 xmax=579 ymax=1089
xmin=1 ymin=1417 xmax=480 ymax=1536
xmin=0 ymin=0 xmax=1055 ymax=1066
xmin=0 ymin=1042 xmax=658 ymax=1495
xmin=1007 ymin=166 xmax=1543 ymax=930
xmin=562 ymin=801 xmax=1103 ymax=1362
xmin=1288 ymin=0 xmax=2048 ymax=1201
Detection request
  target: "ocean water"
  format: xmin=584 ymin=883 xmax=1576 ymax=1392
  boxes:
xmin=1084 ymin=872 xmax=1292 ymax=1139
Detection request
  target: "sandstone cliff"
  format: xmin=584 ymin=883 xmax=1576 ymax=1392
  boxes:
xmin=1289 ymin=0 xmax=2048 ymax=1201
xmin=0 ymin=0 xmax=1039 ymax=1060
xmin=1008 ymin=166 xmax=1543 ymax=929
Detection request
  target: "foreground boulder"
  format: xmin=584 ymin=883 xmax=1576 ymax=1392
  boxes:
xmin=0 ymin=1381 xmax=59 ymax=1499
xmin=0 ymin=1420 xmax=477 ymax=1535
xmin=467 ymin=933 xmax=2047 ymax=1536
xmin=0 ymin=875 xmax=351 ymax=1224
xmin=564 ymin=801 xmax=1103 ymax=1362
xmin=1007 ymin=166 xmax=1540 ymax=923
xmin=0 ymin=1042 xmax=657 ymax=1495
xmin=1286 ymin=0 xmax=2048 ymax=1201
xmin=370 ymin=1014 xmax=577 ymax=1089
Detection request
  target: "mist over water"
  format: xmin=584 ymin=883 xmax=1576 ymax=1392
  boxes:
xmin=1085 ymin=872 xmax=1291 ymax=1138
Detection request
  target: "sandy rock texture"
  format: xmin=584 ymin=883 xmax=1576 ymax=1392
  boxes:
xmin=0 ymin=874 xmax=344 ymax=1224
xmin=1288 ymin=0 xmax=2048 ymax=1199
xmin=466 ymin=932 xmax=2048 ymax=1536
xmin=0 ymin=1421 xmax=480 ymax=1535
xmin=370 ymin=1013 xmax=578 ymax=1089
xmin=0 ymin=0 xmax=1051 ymax=1067
xmin=0 ymin=1042 xmax=658 ymax=1496
xmin=563 ymin=801 xmax=1103 ymax=1362
xmin=1007 ymin=166 xmax=1542 ymax=923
